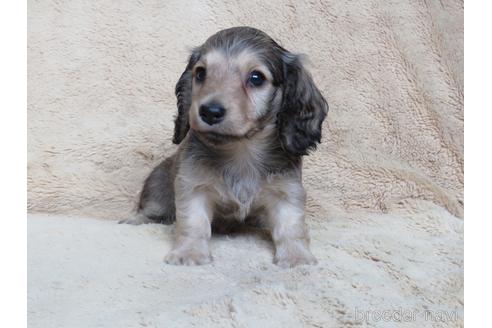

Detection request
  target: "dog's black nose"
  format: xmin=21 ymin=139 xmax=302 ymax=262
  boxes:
xmin=199 ymin=103 xmax=226 ymax=125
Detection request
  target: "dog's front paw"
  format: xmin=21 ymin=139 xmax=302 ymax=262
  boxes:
xmin=274 ymin=251 xmax=317 ymax=268
xmin=164 ymin=248 xmax=212 ymax=266
xmin=274 ymin=241 xmax=317 ymax=268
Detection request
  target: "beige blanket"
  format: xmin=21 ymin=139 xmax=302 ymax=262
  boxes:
xmin=27 ymin=0 xmax=463 ymax=220
xmin=27 ymin=1 xmax=463 ymax=327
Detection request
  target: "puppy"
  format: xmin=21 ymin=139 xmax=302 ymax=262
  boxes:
xmin=121 ymin=27 xmax=329 ymax=268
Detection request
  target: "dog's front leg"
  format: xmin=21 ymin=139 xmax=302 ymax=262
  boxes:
xmin=265 ymin=184 xmax=317 ymax=268
xmin=164 ymin=191 xmax=213 ymax=265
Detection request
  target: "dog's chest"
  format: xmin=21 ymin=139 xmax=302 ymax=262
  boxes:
xmin=215 ymin=154 xmax=264 ymax=220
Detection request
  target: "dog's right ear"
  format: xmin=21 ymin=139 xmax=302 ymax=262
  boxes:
xmin=173 ymin=49 xmax=201 ymax=144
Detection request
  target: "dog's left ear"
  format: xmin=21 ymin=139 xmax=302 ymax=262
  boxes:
xmin=277 ymin=53 xmax=329 ymax=156
xmin=173 ymin=49 xmax=201 ymax=144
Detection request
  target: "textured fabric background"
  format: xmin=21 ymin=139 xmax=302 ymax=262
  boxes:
xmin=27 ymin=0 xmax=463 ymax=220
xmin=27 ymin=2 xmax=463 ymax=327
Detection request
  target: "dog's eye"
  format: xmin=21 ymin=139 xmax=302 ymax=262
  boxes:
xmin=195 ymin=67 xmax=206 ymax=82
xmin=248 ymin=70 xmax=265 ymax=87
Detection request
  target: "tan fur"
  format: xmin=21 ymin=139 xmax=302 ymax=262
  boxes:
xmin=189 ymin=49 xmax=274 ymax=137
xmin=165 ymin=125 xmax=316 ymax=267
xmin=125 ymin=27 xmax=328 ymax=267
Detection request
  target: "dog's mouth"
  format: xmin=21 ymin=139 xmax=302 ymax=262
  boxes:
xmin=192 ymin=130 xmax=247 ymax=145
xmin=190 ymin=111 xmax=276 ymax=146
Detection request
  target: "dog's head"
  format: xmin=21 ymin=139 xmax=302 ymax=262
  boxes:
xmin=173 ymin=26 xmax=328 ymax=156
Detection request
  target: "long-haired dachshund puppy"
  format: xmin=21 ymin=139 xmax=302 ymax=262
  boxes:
xmin=121 ymin=27 xmax=328 ymax=268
